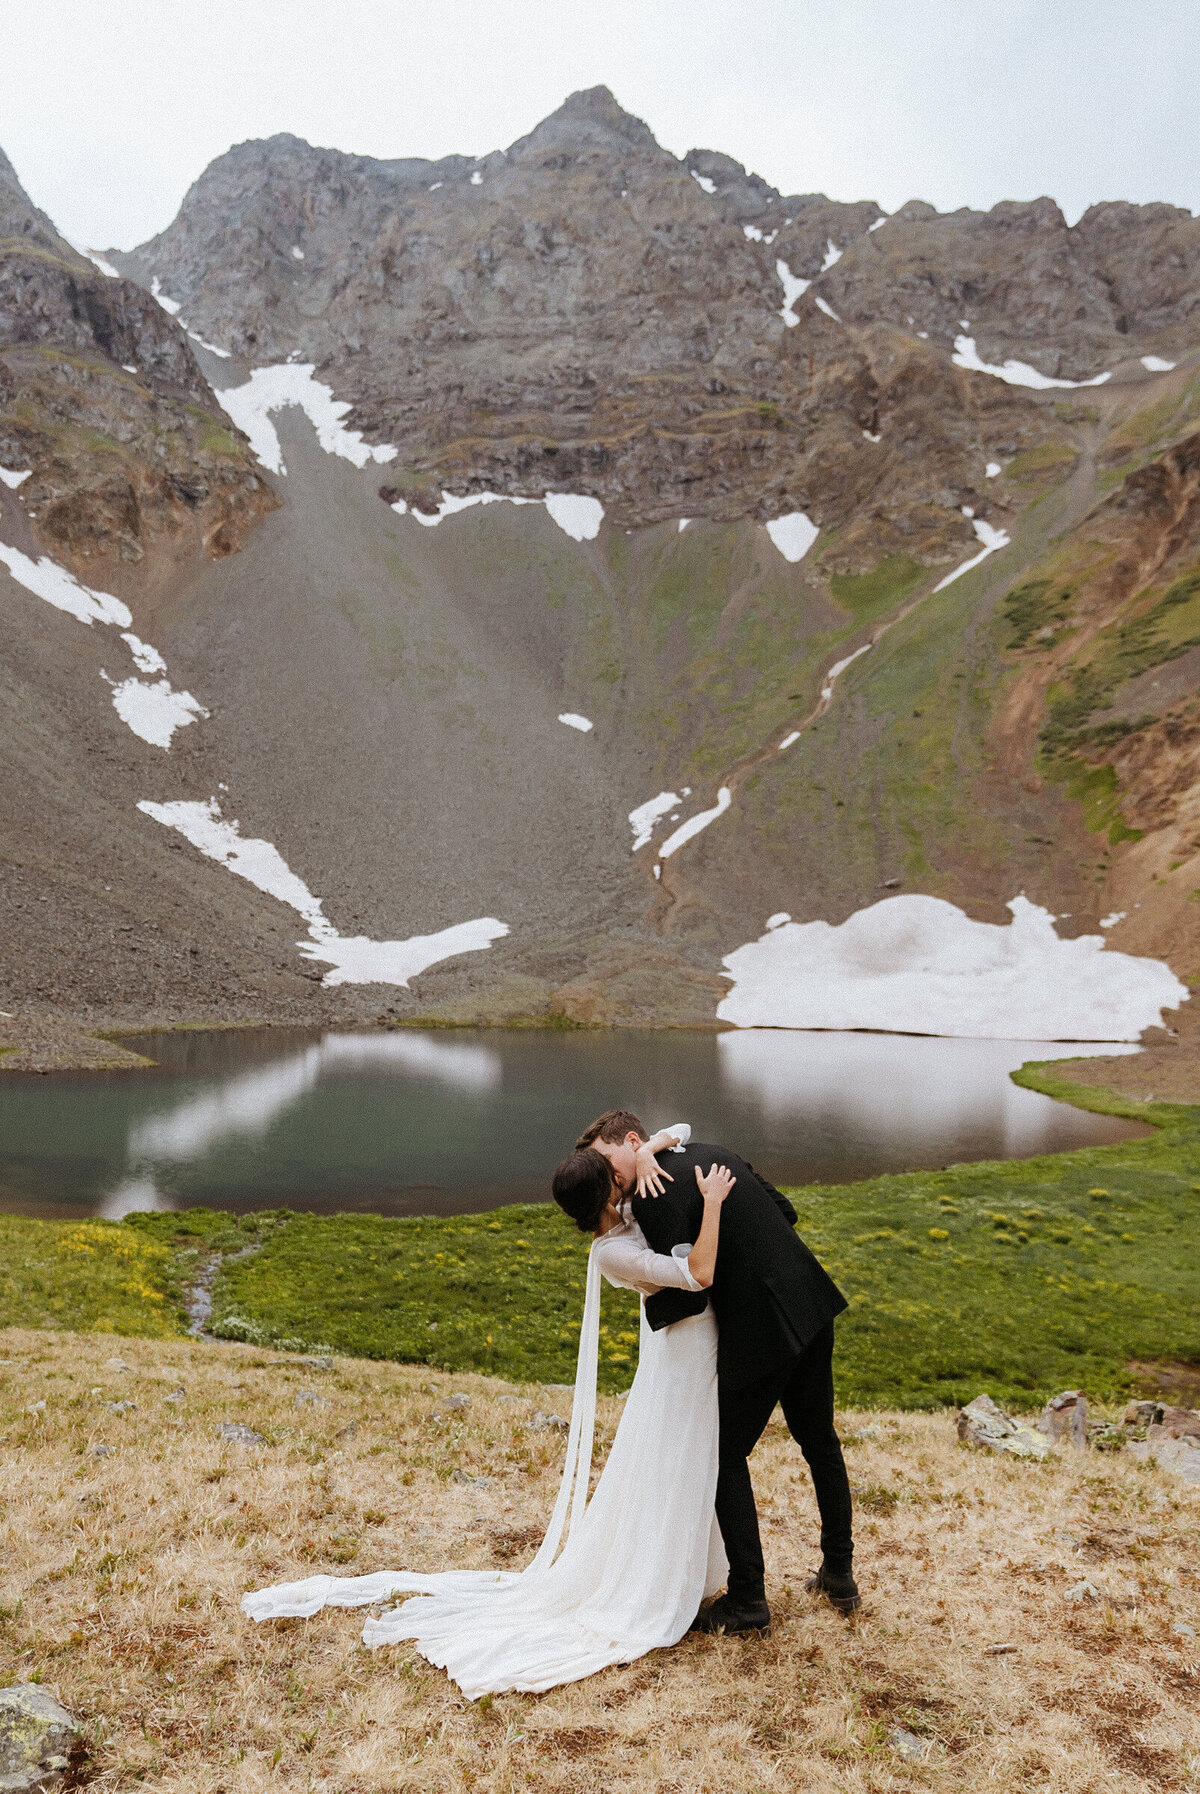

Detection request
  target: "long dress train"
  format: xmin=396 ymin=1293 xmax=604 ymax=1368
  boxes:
xmin=241 ymin=1244 xmax=727 ymax=1697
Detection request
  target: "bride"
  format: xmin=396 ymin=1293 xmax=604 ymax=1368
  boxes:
xmin=241 ymin=1123 xmax=736 ymax=1698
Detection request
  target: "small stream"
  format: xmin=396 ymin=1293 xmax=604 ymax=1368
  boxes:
xmin=0 ymin=1027 xmax=1147 ymax=1221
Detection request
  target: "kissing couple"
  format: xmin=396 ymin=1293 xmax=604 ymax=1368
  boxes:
xmin=242 ymin=1110 xmax=858 ymax=1697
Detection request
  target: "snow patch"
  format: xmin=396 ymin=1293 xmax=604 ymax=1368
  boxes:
xmin=765 ymin=512 xmax=818 ymax=563
xmin=136 ymin=797 xmax=508 ymax=988
xmin=399 ymin=488 xmax=602 ymax=540
xmin=820 ymin=240 xmax=842 ymax=272
xmin=868 ymin=215 xmax=888 ymax=231
xmin=822 ymin=642 xmax=871 ymax=701
xmin=933 ymin=514 xmax=1011 ymax=592
xmin=1100 ymin=911 xmax=1127 ymax=929
xmin=629 ymin=791 xmax=680 ymax=852
xmin=470 ymin=171 xmax=482 ymax=186
xmin=72 ymin=244 xmax=120 ymax=278
xmin=690 ymin=170 xmax=716 ymax=195
xmin=0 ymin=541 xmax=131 ymax=628
xmin=659 ymin=788 xmax=732 ymax=860
xmin=188 ymin=330 xmax=231 ymax=358
xmin=121 ymin=632 xmax=167 ymax=675
xmin=743 ymin=225 xmax=764 ymax=242
xmin=986 ymin=461 xmax=1002 ymax=478
xmin=558 ymin=713 xmax=593 ymax=732
xmin=766 ymin=912 xmax=791 ymax=929
xmin=110 ymin=678 xmax=208 ymax=749
xmin=410 ymin=489 xmax=536 ymax=526
xmin=813 ymin=295 xmax=841 ymax=322
xmin=678 ymin=518 xmax=690 ymax=532
xmin=863 ymin=430 xmax=882 ymax=443
xmin=952 ymin=335 xmax=1110 ymax=390
xmin=429 ymin=181 xmax=443 ymax=191
xmin=213 ymin=364 xmax=398 ymax=476
xmin=776 ymin=259 xmax=809 ymax=327
xmin=1141 ymin=355 xmax=1176 ymax=372
xmin=0 ymin=468 xmax=31 ymax=489
xmin=149 ymin=277 xmax=181 ymax=316
xmin=291 ymin=246 xmax=305 ymax=260
xmin=778 ymin=730 xmax=801 ymax=751
xmin=717 ymin=893 xmax=1187 ymax=1040
xmin=544 ymin=493 xmax=604 ymax=541
xmin=137 ymin=798 xmax=321 ymax=921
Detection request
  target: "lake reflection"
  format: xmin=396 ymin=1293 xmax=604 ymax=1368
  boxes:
xmin=0 ymin=1027 xmax=1145 ymax=1220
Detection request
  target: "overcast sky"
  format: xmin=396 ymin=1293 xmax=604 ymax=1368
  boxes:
xmin=4 ymin=0 xmax=1198 ymax=250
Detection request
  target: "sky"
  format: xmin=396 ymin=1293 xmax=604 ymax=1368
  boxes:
xmin=4 ymin=0 xmax=1199 ymax=250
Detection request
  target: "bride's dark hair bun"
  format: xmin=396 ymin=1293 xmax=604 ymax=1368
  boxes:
xmin=551 ymin=1147 xmax=614 ymax=1233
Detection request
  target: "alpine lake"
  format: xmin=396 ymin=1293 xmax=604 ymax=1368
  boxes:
xmin=0 ymin=1024 xmax=1146 ymax=1221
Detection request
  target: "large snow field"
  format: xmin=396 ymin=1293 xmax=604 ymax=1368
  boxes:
xmin=137 ymin=798 xmax=509 ymax=988
xmin=717 ymin=894 xmax=1187 ymax=1040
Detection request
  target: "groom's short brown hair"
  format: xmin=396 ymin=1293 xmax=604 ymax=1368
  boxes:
xmin=575 ymin=1109 xmax=648 ymax=1150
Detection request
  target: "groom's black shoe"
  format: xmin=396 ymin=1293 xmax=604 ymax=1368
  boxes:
xmin=805 ymin=1564 xmax=861 ymax=1615
xmin=689 ymin=1592 xmax=772 ymax=1636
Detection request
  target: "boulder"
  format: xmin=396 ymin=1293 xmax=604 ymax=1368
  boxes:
xmin=530 ymin=1410 xmax=570 ymax=1433
xmin=957 ymin=1394 xmax=1051 ymax=1459
xmin=888 ymin=1727 xmax=941 ymax=1763
xmin=0 ymin=1684 xmax=84 ymax=1792
xmin=217 ymin=1422 xmax=265 ymax=1446
xmin=1038 ymin=1389 xmax=1089 ymax=1449
xmin=1155 ymin=1406 xmax=1200 ymax=1440
xmin=1128 ymin=1434 xmax=1200 ymax=1485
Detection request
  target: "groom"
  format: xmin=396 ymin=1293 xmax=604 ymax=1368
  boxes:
xmin=578 ymin=1109 xmax=858 ymax=1633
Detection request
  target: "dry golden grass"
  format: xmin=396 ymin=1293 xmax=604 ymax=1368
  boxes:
xmin=2 ymin=1325 xmax=1199 ymax=1793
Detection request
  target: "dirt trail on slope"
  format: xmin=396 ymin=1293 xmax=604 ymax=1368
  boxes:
xmin=652 ymin=417 xmax=1110 ymax=934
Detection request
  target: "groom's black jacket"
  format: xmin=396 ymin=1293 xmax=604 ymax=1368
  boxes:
xmin=632 ymin=1142 xmax=847 ymax=1391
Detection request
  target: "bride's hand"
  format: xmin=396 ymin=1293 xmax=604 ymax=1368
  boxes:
xmin=634 ymin=1144 xmax=674 ymax=1198
xmin=695 ymin=1163 xmax=736 ymax=1204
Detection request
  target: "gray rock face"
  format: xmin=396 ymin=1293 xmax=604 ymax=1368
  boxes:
xmin=110 ymin=87 xmax=1050 ymax=557
xmin=0 ymin=147 xmax=275 ymax=577
xmin=0 ymin=1684 xmax=84 ymax=1792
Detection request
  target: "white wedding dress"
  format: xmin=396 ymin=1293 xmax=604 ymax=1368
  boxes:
xmin=242 ymin=1167 xmax=726 ymax=1697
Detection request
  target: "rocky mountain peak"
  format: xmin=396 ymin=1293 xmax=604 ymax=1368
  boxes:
xmin=0 ymin=145 xmax=83 ymax=261
xmin=507 ymin=84 xmax=663 ymax=161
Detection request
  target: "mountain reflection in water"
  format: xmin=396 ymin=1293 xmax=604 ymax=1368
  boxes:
xmin=0 ymin=1027 xmax=1145 ymax=1221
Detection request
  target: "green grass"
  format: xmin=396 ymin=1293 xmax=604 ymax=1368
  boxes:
xmin=3 ymin=1076 xmax=1197 ymax=1410
xmin=829 ymin=556 xmax=926 ymax=624
xmin=0 ymin=1215 xmax=183 ymax=1337
xmin=1002 ymin=441 xmax=1079 ymax=482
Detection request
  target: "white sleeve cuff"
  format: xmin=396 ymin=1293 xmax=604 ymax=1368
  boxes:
xmin=672 ymin=1241 xmax=702 ymax=1291
xmin=664 ymin=1120 xmax=691 ymax=1153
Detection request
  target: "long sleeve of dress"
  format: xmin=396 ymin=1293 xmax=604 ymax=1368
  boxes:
xmin=592 ymin=1222 xmax=702 ymax=1297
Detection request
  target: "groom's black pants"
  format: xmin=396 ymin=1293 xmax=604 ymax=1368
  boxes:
xmin=716 ymin=1322 xmax=854 ymax=1603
